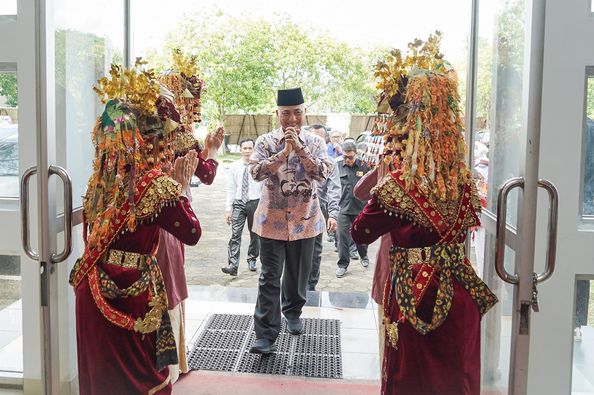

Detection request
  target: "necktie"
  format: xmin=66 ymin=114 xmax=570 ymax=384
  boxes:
xmin=241 ymin=164 xmax=249 ymax=202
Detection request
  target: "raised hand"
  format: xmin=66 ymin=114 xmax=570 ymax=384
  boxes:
xmin=206 ymin=126 xmax=225 ymax=151
xmin=172 ymin=150 xmax=198 ymax=191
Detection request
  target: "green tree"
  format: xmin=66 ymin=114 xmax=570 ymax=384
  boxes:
xmin=148 ymin=11 xmax=377 ymax=121
xmin=0 ymin=73 xmax=17 ymax=107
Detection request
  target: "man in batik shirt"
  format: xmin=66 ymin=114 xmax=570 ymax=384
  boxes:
xmin=249 ymin=87 xmax=333 ymax=354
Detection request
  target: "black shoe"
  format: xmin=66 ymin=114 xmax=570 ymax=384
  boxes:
xmin=286 ymin=318 xmax=304 ymax=335
xmin=249 ymin=338 xmax=277 ymax=354
xmin=248 ymin=260 xmax=257 ymax=271
xmin=221 ymin=266 xmax=238 ymax=276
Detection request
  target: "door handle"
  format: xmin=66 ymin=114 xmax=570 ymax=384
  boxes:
xmin=535 ymin=179 xmax=558 ymax=283
xmin=495 ymin=177 xmax=524 ymax=285
xmin=49 ymin=165 xmax=72 ymax=263
xmin=20 ymin=166 xmax=39 ymax=261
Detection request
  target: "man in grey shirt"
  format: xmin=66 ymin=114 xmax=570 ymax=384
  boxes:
xmin=335 ymin=140 xmax=371 ymax=278
xmin=307 ymin=125 xmax=340 ymax=291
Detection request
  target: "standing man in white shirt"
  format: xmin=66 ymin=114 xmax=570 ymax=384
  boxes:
xmin=222 ymin=138 xmax=262 ymax=276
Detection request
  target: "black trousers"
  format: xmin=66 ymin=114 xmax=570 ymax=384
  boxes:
xmin=337 ymin=212 xmax=367 ymax=269
xmin=308 ymin=204 xmax=328 ymax=290
xmin=253 ymin=236 xmax=315 ymax=342
xmin=227 ymin=199 xmax=259 ymax=269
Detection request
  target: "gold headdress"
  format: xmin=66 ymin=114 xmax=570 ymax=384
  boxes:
xmin=93 ymin=58 xmax=160 ymax=114
xmin=159 ymin=48 xmax=205 ymax=156
xmin=374 ymin=31 xmax=445 ymax=108
xmin=372 ymin=31 xmax=471 ymax=201
xmin=84 ymin=59 xmax=161 ymax=247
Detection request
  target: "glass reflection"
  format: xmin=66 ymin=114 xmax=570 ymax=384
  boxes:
xmin=582 ymin=75 xmax=594 ymax=216
xmin=0 ymin=66 xmax=18 ymax=198
xmin=0 ymin=254 xmax=22 ymax=373
xmin=54 ymin=0 xmax=124 ymax=209
xmin=572 ymin=279 xmax=594 ymax=393
xmin=471 ymin=1 xmax=529 ymax=394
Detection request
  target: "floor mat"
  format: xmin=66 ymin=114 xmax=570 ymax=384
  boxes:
xmin=187 ymin=314 xmax=342 ymax=379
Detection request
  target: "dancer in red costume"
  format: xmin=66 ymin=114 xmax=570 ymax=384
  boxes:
xmin=351 ymin=33 xmax=497 ymax=395
xmin=155 ymin=50 xmax=224 ymax=382
xmin=70 ymin=61 xmax=202 ymax=395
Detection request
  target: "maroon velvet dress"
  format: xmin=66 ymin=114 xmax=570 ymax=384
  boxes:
xmin=73 ymin=172 xmax=201 ymax=395
xmin=156 ymin=155 xmax=217 ymax=311
xmin=352 ymin=171 xmax=497 ymax=395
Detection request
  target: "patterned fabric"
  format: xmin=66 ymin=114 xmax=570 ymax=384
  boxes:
xmin=95 ymin=253 xmax=178 ymax=371
xmin=372 ymin=170 xmax=482 ymax=237
xmin=250 ymin=128 xmax=334 ymax=241
xmin=241 ymin=164 xmax=249 ymax=202
xmin=388 ymin=244 xmax=497 ymax=337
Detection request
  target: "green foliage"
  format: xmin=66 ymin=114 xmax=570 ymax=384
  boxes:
xmin=0 ymin=73 xmax=17 ymax=107
xmin=587 ymin=77 xmax=594 ymax=120
xmin=148 ymin=11 xmax=378 ymax=121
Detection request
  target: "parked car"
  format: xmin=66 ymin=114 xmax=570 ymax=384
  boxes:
xmin=0 ymin=124 xmax=19 ymax=196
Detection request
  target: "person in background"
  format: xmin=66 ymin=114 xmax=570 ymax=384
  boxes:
xmin=307 ymin=125 xmax=340 ymax=291
xmin=222 ymin=138 xmax=261 ymax=276
xmin=327 ymin=129 xmax=345 ymax=159
xmin=249 ymin=87 xmax=333 ymax=354
xmin=335 ymin=140 xmax=371 ymax=278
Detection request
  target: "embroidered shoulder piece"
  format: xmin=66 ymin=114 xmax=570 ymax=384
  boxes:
xmin=371 ymin=171 xmax=435 ymax=230
xmin=136 ymin=174 xmax=182 ymax=221
xmin=372 ymin=170 xmax=480 ymax=237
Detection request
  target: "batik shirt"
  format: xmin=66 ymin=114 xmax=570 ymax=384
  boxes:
xmin=250 ymin=128 xmax=333 ymax=241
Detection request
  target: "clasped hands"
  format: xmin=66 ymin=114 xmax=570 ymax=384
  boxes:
xmin=282 ymin=127 xmax=303 ymax=153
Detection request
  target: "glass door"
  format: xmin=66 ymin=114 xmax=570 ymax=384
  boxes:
xmin=466 ymin=0 xmax=556 ymax=394
xmin=527 ymin=0 xmax=594 ymax=393
xmin=0 ymin=1 xmax=125 ymax=393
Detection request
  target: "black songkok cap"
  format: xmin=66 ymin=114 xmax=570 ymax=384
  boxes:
xmin=277 ymin=87 xmax=304 ymax=106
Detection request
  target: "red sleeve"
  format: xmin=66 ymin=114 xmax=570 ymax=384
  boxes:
xmin=157 ymin=196 xmax=201 ymax=245
xmin=351 ymin=196 xmax=400 ymax=245
xmin=194 ymin=157 xmax=218 ymax=184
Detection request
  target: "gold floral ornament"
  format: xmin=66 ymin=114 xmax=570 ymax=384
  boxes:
xmin=171 ymin=48 xmax=200 ymax=79
xmin=93 ymin=58 xmax=160 ymax=114
xmin=159 ymin=48 xmax=205 ymax=156
xmin=374 ymin=31 xmax=445 ymax=103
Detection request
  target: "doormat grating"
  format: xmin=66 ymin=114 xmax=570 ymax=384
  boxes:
xmin=187 ymin=314 xmax=342 ymax=379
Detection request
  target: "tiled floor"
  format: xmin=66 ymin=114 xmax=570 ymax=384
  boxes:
xmin=1 ymin=287 xmax=594 ymax=394
xmin=0 ymin=300 xmax=22 ymax=374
